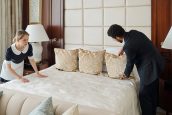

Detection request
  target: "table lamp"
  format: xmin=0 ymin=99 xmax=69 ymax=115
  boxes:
xmin=26 ymin=24 xmax=49 ymax=63
xmin=161 ymin=26 xmax=172 ymax=49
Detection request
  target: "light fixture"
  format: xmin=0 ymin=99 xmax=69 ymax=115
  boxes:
xmin=26 ymin=24 xmax=49 ymax=63
xmin=161 ymin=26 xmax=172 ymax=49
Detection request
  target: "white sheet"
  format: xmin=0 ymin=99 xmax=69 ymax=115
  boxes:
xmin=0 ymin=65 xmax=140 ymax=115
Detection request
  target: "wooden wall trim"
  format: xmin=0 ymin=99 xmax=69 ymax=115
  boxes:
xmin=50 ymin=0 xmax=64 ymax=65
xmin=22 ymin=0 xmax=29 ymax=29
xmin=151 ymin=0 xmax=157 ymax=46
xmin=42 ymin=0 xmax=52 ymax=37
xmin=152 ymin=0 xmax=171 ymax=49
xmin=41 ymin=0 xmax=52 ymax=65
xmin=171 ymin=0 xmax=172 ymax=25
xmin=60 ymin=0 xmax=65 ymax=48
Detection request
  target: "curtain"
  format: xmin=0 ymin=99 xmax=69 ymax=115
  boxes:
xmin=0 ymin=0 xmax=23 ymax=70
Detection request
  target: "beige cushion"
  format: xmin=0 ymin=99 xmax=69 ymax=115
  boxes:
xmin=54 ymin=48 xmax=78 ymax=72
xmin=78 ymin=49 xmax=105 ymax=75
xmin=62 ymin=104 xmax=79 ymax=115
xmin=105 ymin=53 xmax=134 ymax=78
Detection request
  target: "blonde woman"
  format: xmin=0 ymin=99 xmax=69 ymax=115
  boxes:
xmin=0 ymin=30 xmax=47 ymax=83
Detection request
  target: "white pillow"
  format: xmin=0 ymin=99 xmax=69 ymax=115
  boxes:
xmin=62 ymin=104 xmax=79 ymax=115
xmin=105 ymin=47 xmax=123 ymax=55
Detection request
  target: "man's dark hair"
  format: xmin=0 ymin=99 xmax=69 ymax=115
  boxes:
xmin=107 ymin=24 xmax=125 ymax=38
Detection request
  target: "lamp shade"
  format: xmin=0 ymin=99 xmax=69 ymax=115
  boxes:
xmin=26 ymin=24 xmax=49 ymax=42
xmin=161 ymin=26 xmax=172 ymax=49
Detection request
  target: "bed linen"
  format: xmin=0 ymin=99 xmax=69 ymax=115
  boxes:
xmin=0 ymin=65 xmax=140 ymax=115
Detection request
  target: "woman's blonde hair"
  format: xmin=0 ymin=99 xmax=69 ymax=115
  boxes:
xmin=13 ymin=30 xmax=29 ymax=43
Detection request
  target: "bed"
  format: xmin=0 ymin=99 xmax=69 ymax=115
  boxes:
xmin=0 ymin=65 xmax=140 ymax=115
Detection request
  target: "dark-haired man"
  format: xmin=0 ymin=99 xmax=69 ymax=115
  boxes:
xmin=107 ymin=24 xmax=164 ymax=115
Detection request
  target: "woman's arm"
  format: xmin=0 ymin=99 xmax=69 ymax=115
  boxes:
xmin=28 ymin=59 xmax=39 ymax=74
xmin=7 ymin=64 xmax=21 ymax=79
xmin=29 ymin=59 xmax=48 ymax=78
xmin=6 ymin=64 xmax=29 ymax=83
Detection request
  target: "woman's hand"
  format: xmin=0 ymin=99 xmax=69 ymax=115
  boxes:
xmin=36 ymin=72 xmax=48 ymax=78
xmin=20 ymin=78 xmax=29 ymax=83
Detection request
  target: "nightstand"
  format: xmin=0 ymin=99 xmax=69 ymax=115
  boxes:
xmin=24 ymin=62 xmax=49 ymax=75
xmin=159 ymin=78 xmax=172 ymax=115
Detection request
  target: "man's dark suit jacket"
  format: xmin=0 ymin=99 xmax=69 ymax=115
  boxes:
xmin=123 ymin=30 xmax=164 ymax=86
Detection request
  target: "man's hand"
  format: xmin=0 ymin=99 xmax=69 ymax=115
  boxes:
xmin=118 ymin=48 xmax=124 ymax=56
xmin=119 ymin=74 xmax=128 ymax=80
xmin=36 ymin=72 xmax=48 ymax=78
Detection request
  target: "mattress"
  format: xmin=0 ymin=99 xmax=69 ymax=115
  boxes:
xmin=0 ymin=65 xmax=140 ymax=115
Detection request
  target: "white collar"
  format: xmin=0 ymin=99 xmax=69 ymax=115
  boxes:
xmin=11 ymin=43 xmax=29 ymax=55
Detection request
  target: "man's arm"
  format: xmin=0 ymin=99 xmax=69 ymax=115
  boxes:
xmin=123 ymin=47 xmax=136 ymax=77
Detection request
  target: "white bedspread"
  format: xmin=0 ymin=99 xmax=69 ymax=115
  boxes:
xmin=0 ymin=66 xmax=140 ymax=115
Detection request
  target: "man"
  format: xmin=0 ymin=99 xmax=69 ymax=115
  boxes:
xmin=107 ymin=24 xmax=164 ymax=115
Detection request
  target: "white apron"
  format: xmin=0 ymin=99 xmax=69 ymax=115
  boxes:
xmin=0 ymin=60 xmax=24 ymax=80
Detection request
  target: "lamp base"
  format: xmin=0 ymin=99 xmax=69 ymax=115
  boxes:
xmin=31 ymin=42 xmax=42 ymax=63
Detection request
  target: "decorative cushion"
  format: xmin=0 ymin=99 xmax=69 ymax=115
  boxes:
xmin=78 ymin=49 xmax=105 ymax=75
xmin=54 ymin=48 xmax=78 ymax=72
xmin=29 ymin=97 xmax=54 ymax=115
xmin=105 ymin=53 xmax=134 ymax=78
xmin=62 ymin=104 xmax=79 ymax=115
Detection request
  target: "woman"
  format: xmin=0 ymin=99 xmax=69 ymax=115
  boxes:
xmin=0 ymin=30 xmax=47 ymax=83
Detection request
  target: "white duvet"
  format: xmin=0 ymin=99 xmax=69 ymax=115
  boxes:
xmin=0 ymin=66 xmax=140 ymax=115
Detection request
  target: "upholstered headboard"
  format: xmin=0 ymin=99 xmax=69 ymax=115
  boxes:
xmin=64 ymin=0 xmax=151 ymax=50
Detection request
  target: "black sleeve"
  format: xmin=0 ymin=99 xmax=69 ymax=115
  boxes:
xmin=5 ymin=48 xmax=12 ymax=61
xmin=124 ymin=46 xmax=136 ymax=77
xmin=28 ymin=43 xmax=33 ymax=57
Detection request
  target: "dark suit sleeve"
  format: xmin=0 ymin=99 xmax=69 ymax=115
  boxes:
xmin=124 ymin=47 xmax=136 ymax=77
